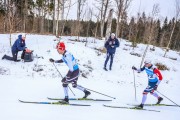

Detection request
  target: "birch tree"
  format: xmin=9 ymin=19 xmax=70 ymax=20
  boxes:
xmin=94 ymin=0 xmax=111 ymax=39
xmin=105 ymin=9 xmax=113 ymax=40
xmin=55 ymin=0 xmax=60 ymax=36
xmin=164 ymin=0 xmax=180 ymax=57
xmin=7 ymin=0 xmax=17 ymax=46
xmin=140 ymin=4 xmax=159 ymax=67
xmin=115 ymin=0 xmax=132 ymax=38
xmin=76 ymin=0 xmax=87 ymax=40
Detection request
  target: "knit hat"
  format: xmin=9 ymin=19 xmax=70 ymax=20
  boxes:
xmin=22 ymin=33 xmax=26 ymax=38
xmin=111 ymin=33 xmax=116 ymax=37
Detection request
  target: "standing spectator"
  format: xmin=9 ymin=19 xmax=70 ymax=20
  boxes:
xmin=104 ymin=33 xmax=119 ymax=71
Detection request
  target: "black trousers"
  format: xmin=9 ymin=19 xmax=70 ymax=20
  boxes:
xmin=62 ymin=69 xmax=79 ymax=87
xmin=4 ymin=50 xmax=18 ymax=61
xmin=4 ymin=50 xmax=25 ymax=61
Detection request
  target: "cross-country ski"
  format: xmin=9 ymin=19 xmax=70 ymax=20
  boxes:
xmin=1 ymin=1 xmax=180 ymax=119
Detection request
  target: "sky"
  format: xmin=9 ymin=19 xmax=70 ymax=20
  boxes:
xmin=66 ymin=0 xmax=177 ymax=21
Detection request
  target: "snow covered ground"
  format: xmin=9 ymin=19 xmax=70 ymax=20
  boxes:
xmin=0 ymin=34 xmax=180 ymax=120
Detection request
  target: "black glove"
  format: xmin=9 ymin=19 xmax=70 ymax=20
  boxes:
xmin=154 ymin=85 xmax=158 ymax=90
xmin=132 ymin=66 xmax=137 ymax=70
xmin=49 ymin=58 xmax=55 ymax=62
xmin=61 ymin=77 xmax=66 ymax=83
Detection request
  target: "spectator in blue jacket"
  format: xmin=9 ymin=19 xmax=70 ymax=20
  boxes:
xmin=104 ymin=33 xmax=119 ymax=71
xmin=2 ymin=34 xmax=30 ymax=62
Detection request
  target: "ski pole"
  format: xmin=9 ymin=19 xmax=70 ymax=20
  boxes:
xmin=53 ymin=62 xmax=63 ymax=78
xmin=68 ymin=86 xmax=76 ymax=96
xmin=133 ymin=70 xmax=137 ymax=101
xmin=52 ymin=62 xmax=76 ymax=96
xmin=84 ymin=87 xmax=116 ymax=99
xmin=157 ymin=91 xmax=180 ymax=107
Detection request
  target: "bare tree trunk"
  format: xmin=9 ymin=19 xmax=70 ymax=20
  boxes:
xmin=94 ymin=12 xmax=100 ymax=39
xmin=100 ymin=0 xmax=109 ymax=38
xmin=23 ymin=0 xmax=27 ymax=32
xmin=140 ymin=4 xmax=159 ymax=67
xmin=77 ymin=0 xmax=81 ymax=40
xmin=85 ymin=8 xmax=93 ymax=46
xmin=3 ymin=0 xmax=8 ymax=33
xmin=61 ymin=0 xmax=72 ymax=35
xmin=100 ymin=0 xmax=104 ymax=38
xmin=115 ymin=0 xmax=123 ymax=37
xmin=115 ymin=0 xmax=132 ymax=38
xmin=55 ymin=0 xmax=60 ymax=36
xmin=32 ymin=12 xmax=36 ymax=33
xmin=8 ymin=0 xmax=16 ymax=46
xmin=164 ymin=0 xmax=180 ymax=57
xmin=61 ymin=0 xmax=64 ymax=20
xmin=77 ymin=0 xmax=87 ymax=40
xmin=163 ymin=22 xmax=176 ymax=57
xmin=86 ymin=8 xmax=92 ymax=37
xmin=105 ymin=9 xmax=113 ymax=40
xmin=159 ymin=31 xmax=165 ymax=47
xmin=47 ymin=0 xmax=50 ymax=33
xmin=53 ymin=0 xmax=56 ymax=34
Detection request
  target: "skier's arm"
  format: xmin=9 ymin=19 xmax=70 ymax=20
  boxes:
xmin=132 ymin=66 xmax=145 ymax=72
xmin=154 ymin=68 xmax=163 ymax=85
xmin=140 ymin=66 xmax=145 ymax=71
xmin=49 ymin=58 xmax=63 ymax=63
xmin=55 ymin=59 xmax=63 ymax=63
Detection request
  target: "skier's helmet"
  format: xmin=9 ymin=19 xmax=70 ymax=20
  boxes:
xmin=144 ymin=59 xmax=152 ymax=64
xmin=56 ymin=42 xmax=65 ymax=51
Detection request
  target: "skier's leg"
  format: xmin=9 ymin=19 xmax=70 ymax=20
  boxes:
xmin=142 ymin=84 xmax=154 ymax=103
xmin=142 ymin=92 xmax=148 ymax=104
xmin=62 ymin=82 xmax=69 ymax=103
xmin=138 ymin=85 xmax=152 ymax=108
xmin=72 ymin=81 xmax=91 ymax=98
xmin=150 ymin=90 xmax=163 ymax=104
xmin=63 ymin=84 xmax=69 ymax=97
xmin=150 ymin=90 xmax=159 ymax=98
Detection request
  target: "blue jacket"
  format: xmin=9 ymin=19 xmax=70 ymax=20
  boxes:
xmin=105 ymin=37 xmax=119 ymax=54
xmin=12 ymin=35 xmax=26 ymax=52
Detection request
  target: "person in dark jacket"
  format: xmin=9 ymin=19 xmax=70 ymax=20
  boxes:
xmin=2 ymin=34 xmax=31 ymax=62
xmin=104 ymin=33 xmax=119 ymax=71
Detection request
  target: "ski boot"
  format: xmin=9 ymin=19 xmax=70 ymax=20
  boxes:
xmin=156 ymin=97 xmax=163 ymax=104
xmin=60 ymin=96 xmax=69 ymax=104
xmin=83 ymin=90 xmax=91 ymax=98
xmin=135 ymin=103 xmax=144 ymax=109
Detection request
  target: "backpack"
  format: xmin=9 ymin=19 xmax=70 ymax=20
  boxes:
xmin=24 ymin=52 xmax=34 ymax=62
